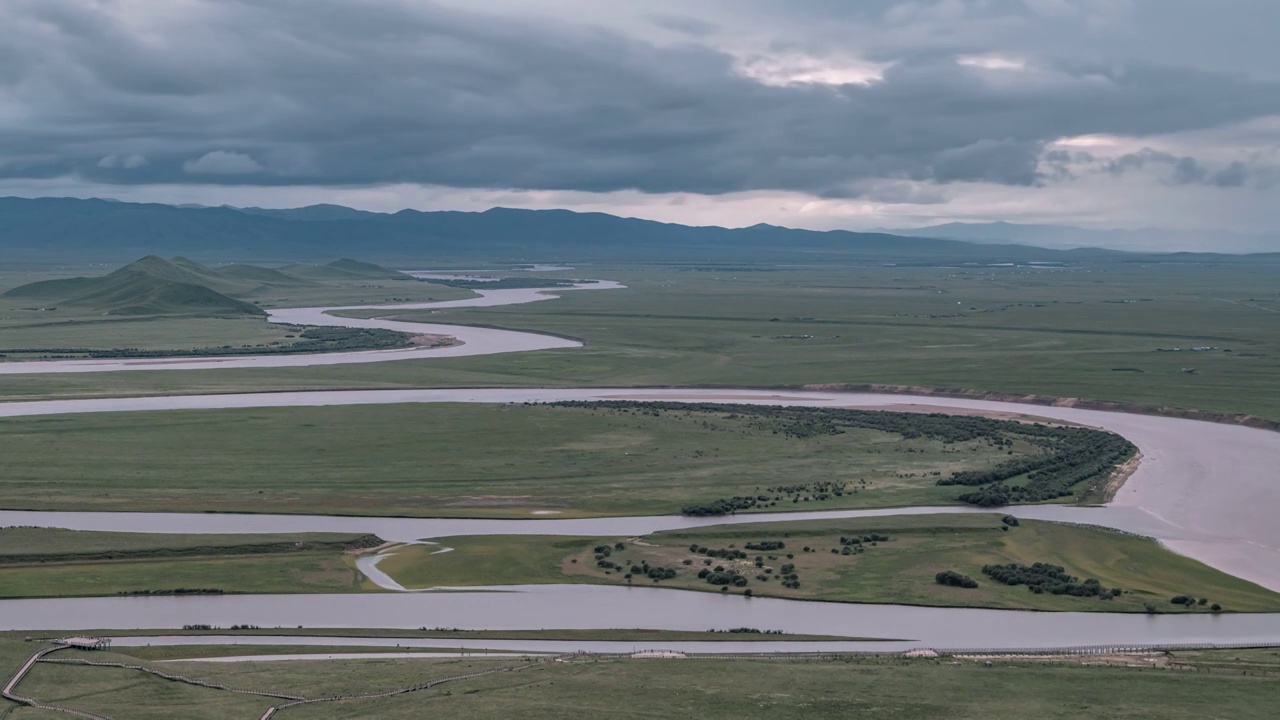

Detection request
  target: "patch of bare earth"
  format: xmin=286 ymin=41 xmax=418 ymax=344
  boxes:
xmin=410 ymin=333 xmax=459 ymax=347
xmin=1100 ymin=451 xmax=1143 ymax=502
xmin=347 ymin=541 xmax=398 ymax=556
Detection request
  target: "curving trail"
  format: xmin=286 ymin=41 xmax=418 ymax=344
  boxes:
xmin=3 ymin=644 xmax=543 ymax=720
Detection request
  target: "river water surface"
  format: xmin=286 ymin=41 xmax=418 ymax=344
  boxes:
xmin=7 ymin=585 xmax=1280 ymax=651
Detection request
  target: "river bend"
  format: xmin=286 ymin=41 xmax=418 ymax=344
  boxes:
xmin=0 ymin=281 xmax=623 ymax=374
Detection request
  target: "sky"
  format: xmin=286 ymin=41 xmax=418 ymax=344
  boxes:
xmin=2 ymin=0 xmax=1279 ymax=249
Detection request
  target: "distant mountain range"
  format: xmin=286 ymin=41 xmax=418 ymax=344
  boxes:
xmin=2 ymin=255 xmax=406 ymax=316
xmin=884 ymin=221 xmax=1280 ymax=253
xmin=2 ymin=196 xmax=1277 ymax=264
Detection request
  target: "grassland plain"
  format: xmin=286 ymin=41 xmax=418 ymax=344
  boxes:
xmin=0 ymin=403 xmax=1045 ymax=516
xmin=4 ymin=638 xmax=1278 ymax=720
xmin=0 ymin=529 xmax=380 ymax=598
xmin=0 ymin=264 xmax=1277 ymax=425
xmin=376 ymin=516 xmax=1280 ymax=612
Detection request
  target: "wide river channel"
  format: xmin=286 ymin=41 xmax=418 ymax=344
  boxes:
xmin=0 ymin=280 xmax=1277 ymax=651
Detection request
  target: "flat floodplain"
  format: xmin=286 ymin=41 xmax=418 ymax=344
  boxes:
xmin=0 ymin=402 xmax=1064 ymax=516
xmin=375 ymin=515 xmax=1280 ymax=613
xmin=0 ymin=528 xmax=381 ymax=598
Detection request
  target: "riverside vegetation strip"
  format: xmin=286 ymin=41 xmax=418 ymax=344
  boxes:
xmin=373 ymin=515 xmax=1280 ymax=613
xmin=0 ymin=402 xmax=1132 ymax=516
xmin=548 ymin=401 xmax=1135 ymax=510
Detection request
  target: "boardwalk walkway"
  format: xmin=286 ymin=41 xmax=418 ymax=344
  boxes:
xmin=40 ymin=657 xmax=307 ymax=702
xmin=4 ymin=644 xmax=547 ymax=720
xmin=259 ymin=661 xmax=541 ymax=719
xmin=2 ymin=647 xmax=109 ymax=720
xmin=5 ymin=639 xmax=1279 ymax=718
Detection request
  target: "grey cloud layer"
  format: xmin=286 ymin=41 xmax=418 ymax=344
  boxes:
xmin=1107 ymin=149 xmax=1255 ymax=188
xmin=2 ymin=0 xmax=1279 ymax=197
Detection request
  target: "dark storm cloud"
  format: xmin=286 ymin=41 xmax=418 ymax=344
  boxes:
xmin=1107 ymin=148 xmax=1258 ymax=187
xmin=1210 ymin=162 xmax=1250 ymax=188
xmin=2 ymin=0 xmax=1279 ymax=196
xmin=710 ymin=0 xmax=1280 ymax=79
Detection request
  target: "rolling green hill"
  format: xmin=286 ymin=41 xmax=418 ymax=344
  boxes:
xmin=0 ymin=275 xmax=100 ymax=301
xmin=2 ymin=256 xmax=267 ymax=317
xmin=66 ymin=275 xmax=265 ymax=317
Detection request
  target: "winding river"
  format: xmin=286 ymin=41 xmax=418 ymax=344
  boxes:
xmin=0 ymin=281 xmax=623 ymax=374
xmin=1 ymin=279 xmax=1278 ymax=650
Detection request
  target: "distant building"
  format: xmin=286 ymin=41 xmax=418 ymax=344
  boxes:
xmin=59 ymin=637 xmax=112 ymax=651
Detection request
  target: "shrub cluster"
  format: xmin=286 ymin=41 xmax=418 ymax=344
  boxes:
xmin=935 ymin=570 xmax=978 ymax=588
xmin=776 ymin=563 xmax=801 ymax=589
xmin=944 ymin=429 xmax=1136 ymax=506
xmin=1171 ymin=595 xmax=1217 ymax=610
xmin=766 ymin=481 xmax=850 ymax=502
xmin=117 ymin=588 xmax=225 ymax=596
xmin=689 ymin=544 xmax=748 ymax=559
xmin=981 ymin=562 xmax=1121 ymax=599
xmin=629 ymin=561 xmax=678 ymax=581
xmin=681 ymin=496 xmax=763 ymax=516
xmin=594 ymin=544 xmax=623 ymax=571
xmin=840 ymin=534 xmax=889 ymax=545
xmin=697 ymin=567 xmax=748 ymax=587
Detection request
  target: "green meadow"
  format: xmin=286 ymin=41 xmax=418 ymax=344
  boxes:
xmin=0 ymin=402 xmax=1049 ymax=516
xmin=0 ymin=528 xmax=379 ymax=598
